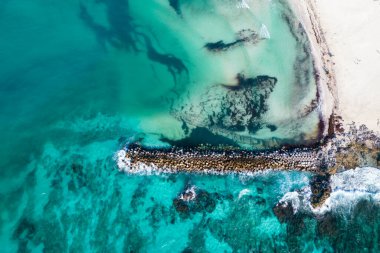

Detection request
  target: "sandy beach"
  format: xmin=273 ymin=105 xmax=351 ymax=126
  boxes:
xmin=291 ymin=0 xmax=380 ymax=133
xmin=316 ymin=0 xmax=380 ymax=133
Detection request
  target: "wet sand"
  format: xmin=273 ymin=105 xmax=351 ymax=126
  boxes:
xmin=287 ymin=0 xmax=337 ymax=138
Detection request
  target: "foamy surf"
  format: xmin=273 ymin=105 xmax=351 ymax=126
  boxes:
xmin=115 ymin=149 xmax=131 ymax=172
xmin=315 ymin=167 xmax=380 ymax=214
xmin=277 ymin=167 xmax=380 ymax=215
xmin=238 ymin=189 xmax=251 ymax=199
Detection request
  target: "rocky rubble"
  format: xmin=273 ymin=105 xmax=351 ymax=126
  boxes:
xmin=320 ymin=123 xmax=380 ymax=173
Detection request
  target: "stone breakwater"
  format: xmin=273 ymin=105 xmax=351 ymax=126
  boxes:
xmin=116 ymin=124 xmax=380 ymax=207
xmin=117 ymin=124 xmax=379 ymax=175
xmin=118 ymin=146 xmax=321 ymax=174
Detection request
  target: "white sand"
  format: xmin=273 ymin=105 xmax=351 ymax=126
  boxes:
xmin=313 ymin=0 xmax=380 ymax=132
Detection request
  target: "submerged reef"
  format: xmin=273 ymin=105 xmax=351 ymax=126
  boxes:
xmin=173 ymin=185 xmax=219 ymax=219
xmin=173 ymin=74 xmax=278 ymax=140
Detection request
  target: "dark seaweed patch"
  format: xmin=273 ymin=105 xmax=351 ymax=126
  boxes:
xmin=79 ymin=4 xmax=112 ymax=51
xmin=204 ymin=29 xmax=260 ymax=52
xmin=13 ymin=218 xmax=36 ymax=241
xmin=317 ymin=199 xmax=380 ymax=251
xmin=122 ymin=225 xmax=148 ymax=253
xmin=141 ymin=34 xmax=188 ymax=85
xmin=146 ymin=203 xmax=174 ymax=230
xmin=169 ymin=0 xmax=181 ymax=16
xmin=79 ymin=0 xmax=141 ymax=52
xmin=267 ymin=124 xmax=277 ymax=132
xmin=79 ymin=0 xmax=188 ymax=88
xmin=273 ymin=202 xmax=294 ymax=224
xmin=181 ymin=120 xmax=190 ymax=135
xmin=183 ymin=219 xmax=208 ymax=253
xmin=130 ymin=180 xmax=149 ymax=212
xmin=204 ymin=39 xmax=244 ymax=52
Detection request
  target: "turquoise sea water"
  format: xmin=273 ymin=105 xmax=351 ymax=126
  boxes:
xmin=1 ymin=0 xmax=379 ymax=252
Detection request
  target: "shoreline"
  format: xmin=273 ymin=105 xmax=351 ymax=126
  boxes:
xmin=287 ymin=0 xmax=337 ymax=139
xmin=298 ymin=0 xmax=380 ymax=133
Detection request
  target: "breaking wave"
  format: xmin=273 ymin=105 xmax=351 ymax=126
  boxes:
xmin=278 ymin=167 xmax=380 ymax=215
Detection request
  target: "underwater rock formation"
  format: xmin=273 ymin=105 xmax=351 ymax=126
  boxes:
xmin=173 ymin=185 xmax=218 ymax=219
xmin=273 ymin=201 xmax=295 ymax=224
xmin=309 ymin=174 xmax=331 ymax=208
xmin=174 ymin=74 xmax=277 ymax=136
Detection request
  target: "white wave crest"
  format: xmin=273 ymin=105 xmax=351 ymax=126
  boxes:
xmin=278 ymin=191 xmax=302 ymax=213
xmin=277 ymin=167 xmax=380 ymax=215
xmin=316 ymin=167 xmax=380 ymax=214
xmin=115 ymin=149 xmax=131 ymax=172
xmin=331 ymin=167 xmax=380 ymax=194
xmin=179 ymin=186 xmax=197 ymax=202
xmin=238 ymin=188 xmax=251 ymax=199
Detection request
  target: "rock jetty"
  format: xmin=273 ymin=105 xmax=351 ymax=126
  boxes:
xmin=118 ymin=145 xmax=320 ymax=174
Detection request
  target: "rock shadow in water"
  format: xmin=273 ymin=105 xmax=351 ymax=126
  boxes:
xmin=79 ymin=0 xmax=188 ymax=89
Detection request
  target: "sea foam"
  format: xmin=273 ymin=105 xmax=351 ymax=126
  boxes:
xmin=278 ymin=167 xmax=380 ymax=215
xmin=316 ymin=167 xmax=380 ymax=214
xmin=238 ymin=189 xmax=251 ymax=199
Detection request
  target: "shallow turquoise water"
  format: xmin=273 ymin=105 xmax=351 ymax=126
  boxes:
xmin=1 ymin=0 xmax=379 ymax=252
xmin=0 ymin=0 xmax=319 ymax=163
